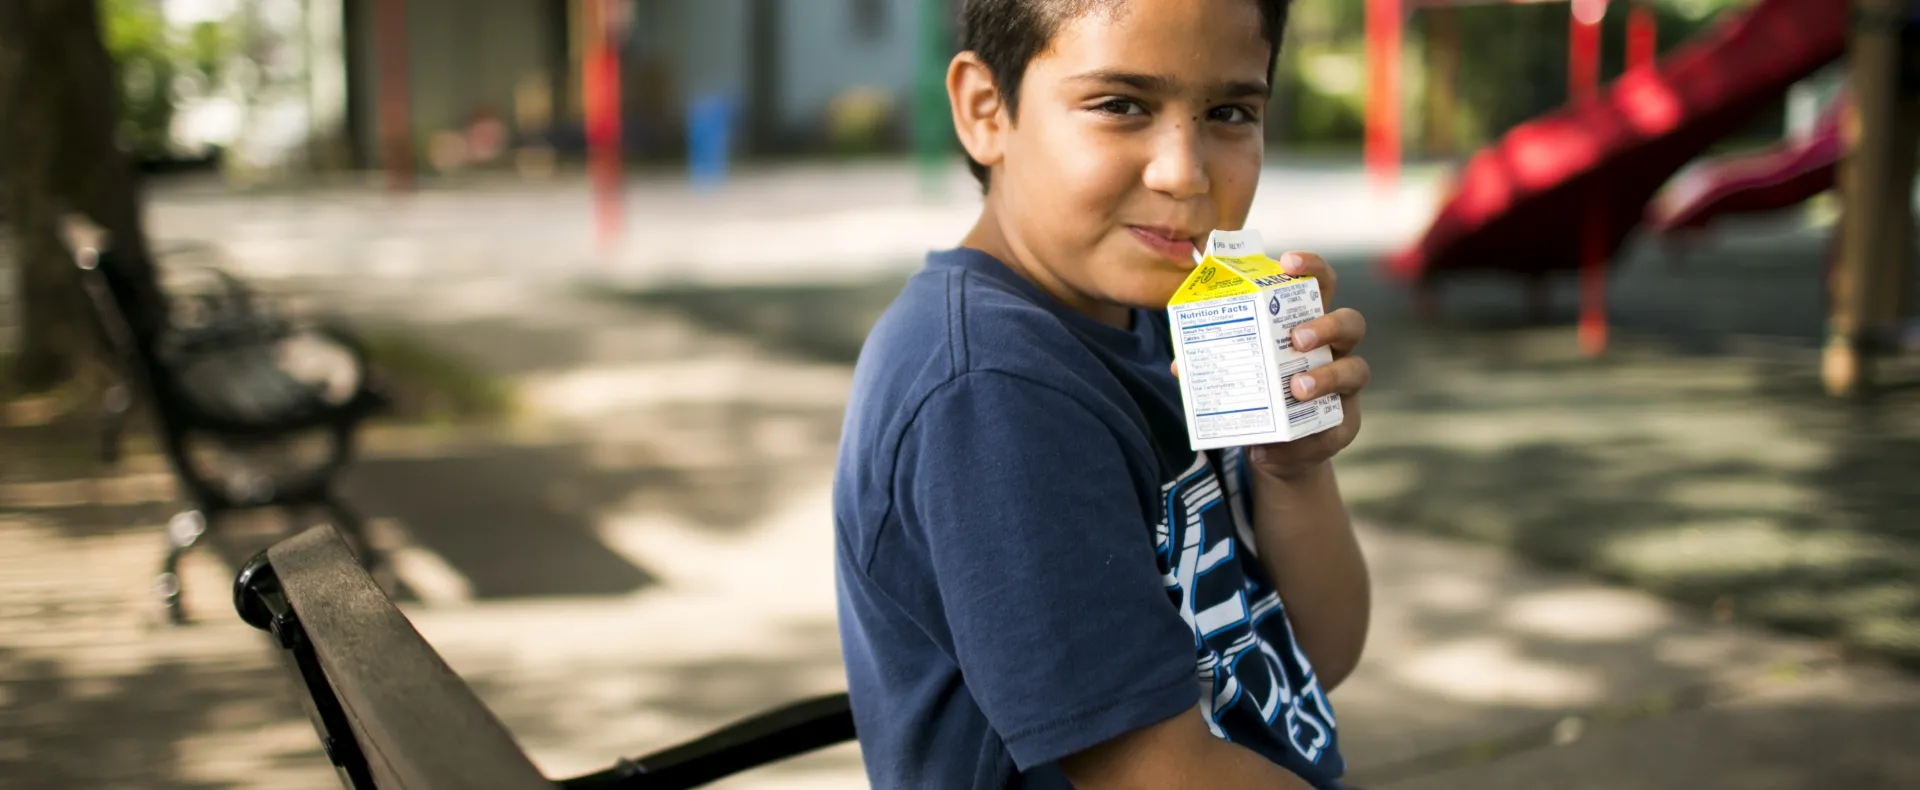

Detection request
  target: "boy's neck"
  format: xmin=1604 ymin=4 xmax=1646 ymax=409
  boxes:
xmin=961 ymin=205 xmax=1134 ymax=330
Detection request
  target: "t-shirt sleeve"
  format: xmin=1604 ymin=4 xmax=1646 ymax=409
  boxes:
xmin=888 ymin=370 xmax=1199 ymax=770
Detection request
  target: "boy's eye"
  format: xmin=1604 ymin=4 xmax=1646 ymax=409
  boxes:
xmin=1094 ymin=98 xmax=1147 ymax=117
xmin=1208 ymin=105 xmax=1258 ymax=125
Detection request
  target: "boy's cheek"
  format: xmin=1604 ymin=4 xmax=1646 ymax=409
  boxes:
xmin=1210 ymin=152 xmax=1265 ymax=222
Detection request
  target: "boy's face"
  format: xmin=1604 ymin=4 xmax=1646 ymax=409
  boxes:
xmin=971 ymin=0 xmax=1272 ymax=318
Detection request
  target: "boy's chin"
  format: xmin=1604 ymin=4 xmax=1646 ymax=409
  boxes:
xmin=1106 ymin=273 xmax=1187 ymax=312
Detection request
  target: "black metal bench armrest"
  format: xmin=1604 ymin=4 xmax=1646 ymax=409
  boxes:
xmin=234 ymin=526 xmax=855 ymax=790
xmin=556 ymin=693 xmax=855 ymax=790
xmin=236 ymin=526 xmax=557 ymax=790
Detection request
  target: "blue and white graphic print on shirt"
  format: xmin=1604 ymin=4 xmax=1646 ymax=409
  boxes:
xmin=1156 ymin=447 xmax=1341 ymax=767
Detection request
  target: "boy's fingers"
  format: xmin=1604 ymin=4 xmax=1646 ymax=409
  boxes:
xmin=1290 ymin=308 xmax=1368 ymax=354
xmin=1280 ymin=251 xmax=1336 ymax=304
xmin=1171 ymin=359 xmax=1180 ymax=378
xmin=1291 ymin=355 xmax=1371 ymax=401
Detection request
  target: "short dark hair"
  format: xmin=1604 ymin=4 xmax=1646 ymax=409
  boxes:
xmin=956 ymin=0 xmax=1292 ymax=191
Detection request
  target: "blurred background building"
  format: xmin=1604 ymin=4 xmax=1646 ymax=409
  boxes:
xmin=122 ymin=0 xmax=1812 ymax=182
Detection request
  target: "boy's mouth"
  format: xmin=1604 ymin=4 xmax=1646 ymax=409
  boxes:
xmin=1126 ymin=226 xmax=1203 ymax=265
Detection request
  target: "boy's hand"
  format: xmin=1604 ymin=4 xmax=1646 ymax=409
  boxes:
xmin=1171 ymin=251 xmax=1369 ymax=481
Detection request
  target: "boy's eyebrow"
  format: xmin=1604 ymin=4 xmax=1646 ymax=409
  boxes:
xmin=1069 ymin=69 xmax=1270 ymax=98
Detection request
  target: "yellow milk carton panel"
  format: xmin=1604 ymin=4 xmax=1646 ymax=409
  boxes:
xmin=1167 ymin=229 xmax=1344 ymax=451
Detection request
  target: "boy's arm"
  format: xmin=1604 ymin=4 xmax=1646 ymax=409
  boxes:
xmin=1238 ymin=251 xmax=1375 ymax=691
xmin=892 ymin=372 xmax=1214 ymax=773
xmin=1060 ymin=705 xmax=1317 ymax=790
xmin=1248 ymin=460 xmax=1371 ymax=691
xmin=1058 ymin=464 xmax=1366 ymax=789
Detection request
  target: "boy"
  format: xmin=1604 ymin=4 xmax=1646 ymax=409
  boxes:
xmin=832 ymin=0 xmax=1373 ymax=787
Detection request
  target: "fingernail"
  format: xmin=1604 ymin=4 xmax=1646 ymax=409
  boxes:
xmin=1294 ymin=374 xmax=1316 ymax=398
xmin=1281 ymin=253 xmax=1303 ymax=272
xmin=1250 ymin=446 xmax=1267 ymax=464
xmin=1292 ymin=328 xmax=1317 ymax=350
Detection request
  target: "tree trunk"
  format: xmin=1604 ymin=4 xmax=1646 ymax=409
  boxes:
xmin=0 ymin=0 xmax=166 ymax=393
xmin=745 ymin=0 xmax=783 ymax=155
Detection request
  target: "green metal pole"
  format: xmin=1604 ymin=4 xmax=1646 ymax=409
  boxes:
xmin=914 ymin=0 xmax=952 ymax=197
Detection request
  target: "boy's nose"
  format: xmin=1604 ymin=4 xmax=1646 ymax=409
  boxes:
xmin=1141 ymin=122 xmax=1211 ymax=200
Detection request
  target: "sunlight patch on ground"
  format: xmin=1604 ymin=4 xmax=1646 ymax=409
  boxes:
xmin=1501 ymin=589 xmax=1672 ymax=644
xmin=1405 ymin=572 xmax=1500 ymax=615
xmin=367 ymin=516 xmax=474 ymax=606
xmin=517 ymin=359 xmax=853 ymax=423
xmin=173 ymin=714 xmax=339 ymax=790
xmin=0 ymin=473 xmax=176 ymax=509
xmin=0 ymin=514 xmax=336 ymax=788
xmin=1599 ymin=519 xmax=1892 ymax=581
xmin=1389 ymin=637 xmax=1608 ymax=708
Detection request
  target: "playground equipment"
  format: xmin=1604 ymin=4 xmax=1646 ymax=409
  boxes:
xmin=1367 ymin=0 xmax=1661 ymax=185
xmin=1645 ymin=90 xmax=1849 ymax=238
xmin=584 ymin=0 xmax=628 ymax=248
xmin=1375 ymin=0 xmax=1849 ymax=356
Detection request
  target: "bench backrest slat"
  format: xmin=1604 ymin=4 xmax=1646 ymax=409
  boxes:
xmin=269 ymin=526 xmax=556 ymax=790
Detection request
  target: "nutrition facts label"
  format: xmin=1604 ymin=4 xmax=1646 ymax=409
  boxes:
xmin=1172 ymin=298 xmax=1276 ymax=441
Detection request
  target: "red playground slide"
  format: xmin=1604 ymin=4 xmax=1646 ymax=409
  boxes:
xmin=1383 ymin=0 xmax=1847 ymax=285
xmin=1646 ymin=91 xmax=1848 ymax=235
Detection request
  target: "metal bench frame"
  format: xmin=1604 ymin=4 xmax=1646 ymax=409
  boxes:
xmin=70 ymin=229 xmax=388 ymax=623
xmin=233 ymin=525 xmax=856 ymax=790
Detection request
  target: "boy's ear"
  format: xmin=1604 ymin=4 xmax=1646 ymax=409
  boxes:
xmin=948 ymin=51 xmax=1008 ymax=174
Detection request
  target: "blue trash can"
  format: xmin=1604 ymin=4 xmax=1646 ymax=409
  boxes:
xmin=687 ymin=92 xmax=737 ymax=188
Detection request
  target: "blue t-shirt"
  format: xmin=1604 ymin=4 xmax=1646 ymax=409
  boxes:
xmin=833 ymin=247 xmax=1346 ymax=789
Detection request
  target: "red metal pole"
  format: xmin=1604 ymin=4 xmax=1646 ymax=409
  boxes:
xmin=1365 ymin=0 xmax=1403 ymax=188
xmin=376 ymin=0 xmax=414 ymax=192
xmin=1568 ymin=0 xmax=1603 ymax=98
xmin=1626 ymin=3 xmax=1657 ymax=72
xmin=1571 ymin=0 xmax=1607 ymax=356
xmin=586 ymin=0 xmax=623 ymax=248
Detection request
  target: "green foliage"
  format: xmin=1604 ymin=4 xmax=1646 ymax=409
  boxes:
xmin=1445 ymin=3 xmax=1576 ymax=147
xmin=1273 ymin=0 xmax=1369 ymax=148
xmin=1640 ymin=0 xmax=1754 ymax=22
xmin=97 ymin=0 xmax=235 ymax=160
xmin=183 ymin=20 xmax=232 ymax=80
xmin=1289 ymin=80 xmax=1367 ymax=145
xmin=1274 ymin=0 xmax=1758 ymax=149
xmin=101 ymin=0 xmax=175 ymax=158
xmin=359 ymin=330 xmax=517 ymax=425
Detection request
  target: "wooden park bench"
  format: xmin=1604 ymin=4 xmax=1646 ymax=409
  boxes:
xmin=66 ymin=220 xmax=389 ymax=623
xmin=233 ymin=525 xmax=857 ymax=789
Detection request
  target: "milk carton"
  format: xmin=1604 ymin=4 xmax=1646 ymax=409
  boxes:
xmin=1167 ymin=229 xmax=1344 ymax=451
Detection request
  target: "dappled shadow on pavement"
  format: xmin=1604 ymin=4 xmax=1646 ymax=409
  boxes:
xmin=605 ymin=274 xmax=912 ymax=366
xmin=1329 ymin=224 xmax=1920 ymax=668
xmin=1332 ymin=523 xmax=1907 ymax=788
xmin=444 ymin=617 xmax=859 ymax=787
xmin=0 ymin=506 xmax=335 ymax=790
xmin=330 ymin=376 xmax=848 ymax=602
xmin=0 ymin=646 xmax=334 ymax=790
xmin=1372 ymin=662 xmax=1920 ymax=790
xmin=0 ymin=299 xmax=859 ymax=787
